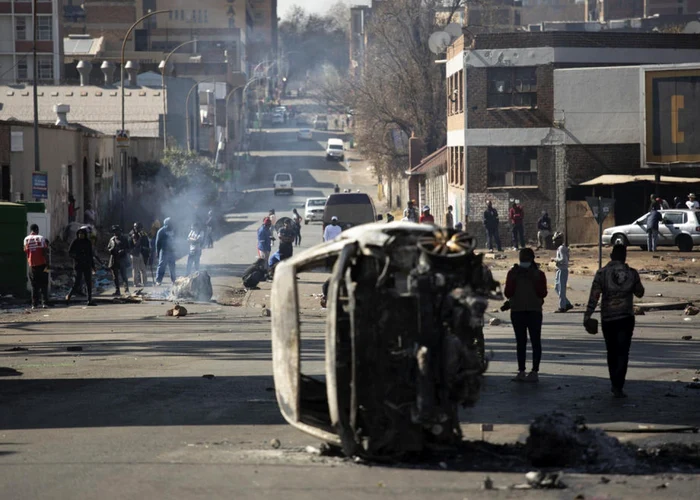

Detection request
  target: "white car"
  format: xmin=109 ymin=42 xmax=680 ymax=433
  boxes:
xmin=274 ymin=173 xmax=293 ymax=195
xmin=602 ymin=209 xmax=700 ymax=252
xmin=297 ymin=128 xmax=313 ymax=141
xmin=304 ymin=197 xmax=327 ymax=224
xmin=272 ymin=113 xmax=284 ymax=125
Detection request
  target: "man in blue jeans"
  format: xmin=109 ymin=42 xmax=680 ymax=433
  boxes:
xmin=155 ymin=217 xmax=176 ymax=285
xmin=646 ymin=203 xmax=662 ymax=252
xmin=504 ymin=248 xmax=548 ymax=383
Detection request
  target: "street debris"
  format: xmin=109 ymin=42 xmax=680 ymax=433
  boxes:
xmin=518 ymin=470 xmax=567 ymax=489
xmin=681 ymin=335 xmax=693 ymax=340
xmin=66 ymin=346 xmax=83 ymax=352
xmin=4 ymin=347 xmax=28 ymax=352
xmin=166 ymin=304 xmax=188 ymax=317
xmin=271 ymin=223 xmax=500 ymax=459
xmin=525 ymin=412 xmax=635 ymax=470
xmin=684 ymin=305 xmax=699 ymax=316
xmin=170 ymin=271 xmax=213 ymax=302
xmin=270 ymin=439 xmax=281 ymax=449
xmin=202 ymin=374 xmax=215 ymax=380
xmin=482 ymin=476 xmax=494 ymax=490
xmin=262 ymin=308 xmax=271 ymax=317
xmin=488 ymin=317 xmax=501 ymax=326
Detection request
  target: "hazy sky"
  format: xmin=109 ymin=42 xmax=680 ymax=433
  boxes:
xmin=278 ymin=0 xmax=369 ymax=18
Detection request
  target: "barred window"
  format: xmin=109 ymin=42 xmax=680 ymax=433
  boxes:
xmin=487 ymin=67 xmax=537 ymax=108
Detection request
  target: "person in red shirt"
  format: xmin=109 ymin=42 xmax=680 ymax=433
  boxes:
xmin=23 ymin=224 xmax=50 ymax=309
xmin=419 ymin=205 xmax=435 ymax=224
xmin=68 ymin=194 xmax=79 ymax=223
xmin=508 ymin=201 xmax=526 ymax=250
xmin=504 ymin=247 xmax=547 ymax=382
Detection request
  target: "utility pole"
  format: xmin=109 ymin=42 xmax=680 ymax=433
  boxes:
xmin=32 ymin=0 xmax=40 ymax=175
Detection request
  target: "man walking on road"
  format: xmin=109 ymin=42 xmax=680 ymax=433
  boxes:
xmin=278 ymin=219 xmax=295 ymax=258
xmin=483 ymin=201 xmax=502 ymax=252
xmin=323 ymin=216 xmax=343 ymax=242
xmin=445 ymin=205 xmax=454 ymax=229
xmin=107 ymin=225 xmax=130 ymax=295
xmin=155 ymin=218 xmax=177 ymax=286
xmin=552 ymin=232 xmax=573 ymax=313
xmin=24 ymin=224 xmax=50 ymax=309
xmin=66 ymin=227 xmax=95 ymax=305
xmin=186 ymin=222 xmax=204 ymax=275
xmin=509 ymin=201 xmax=526 ymax=250
xmin=584 ymin=244 xmax=645 ymax=398
xmin=257 ymin=217 xmax=273 ymax=268
xmin=646 ymin=203 xmax=662 ymax=252
xmin=536 ymin=210 xmax=552 ymax=250
xmin=403 ymin=200 xmax=418 ymax=223
xmin=419 ymin=205 xmax=435 ymax=223
xmin=129 ymin=223 xmax=149 ymax=287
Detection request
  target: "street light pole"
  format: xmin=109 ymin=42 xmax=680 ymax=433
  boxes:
xmin=185 ymin=78 xmax=216 ymax=152
xmin=118 ymin=9 xmax=169 ymax=226
xmin=159 ymin=39 xmax=198 ymax=150
xmin=32 ymin=0 xmax=40 ymax=175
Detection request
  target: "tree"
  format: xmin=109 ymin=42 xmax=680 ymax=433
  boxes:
xmin=161 ymin=148 xmax=223 ymax=206
xmin=278 ymin=3 xmax=350 ymax=80
xmin=323 ymin=0 xmax=464 ymax=183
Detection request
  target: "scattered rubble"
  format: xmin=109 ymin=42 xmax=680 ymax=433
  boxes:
xmin=681 ymin=335 xmax=693 ymax=340
xmin=166 ymin=304 xmax=188 ymax=317
xmin=270 ymin=439 xmax=281 ymax=449
xmin=525 ymin=412 xmax=636 ymax=471
xmin=170 ymin=271 xmax=213 ymax=302
xmin=684 ymin=305 xmax=699 ymax=316
xmin=488 ymin=317 xmax=502 ymax=326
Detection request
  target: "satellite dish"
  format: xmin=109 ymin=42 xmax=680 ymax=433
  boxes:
xmin=444 ymin=23 xmax=463 ymax=39
xmin=683 ymin=21 xmax=700 ymax=33
xmin=428 ymin=31 xmax=452 ymax=55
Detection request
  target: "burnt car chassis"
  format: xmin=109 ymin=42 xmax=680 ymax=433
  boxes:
xmin=271 ymin=222 xmax=501 ymax=459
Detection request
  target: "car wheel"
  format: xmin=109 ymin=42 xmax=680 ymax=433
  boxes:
xmin=611 ymin=234 xmax=628 ymax=247
xmin=677 ymin=234 xmax=693 ymax=252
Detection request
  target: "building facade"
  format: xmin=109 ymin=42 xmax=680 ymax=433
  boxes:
xmin=0 ymin=0 xmax=63 ymax=84
xmin=446 ymin=32 xmax=700 ymax=242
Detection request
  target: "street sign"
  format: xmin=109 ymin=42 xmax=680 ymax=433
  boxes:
xmin=116 ymin=129 xmax=130 ymax=149
xmin=586 ymin=196 xmax=615 ymax=270
xmin=586 ymin=196 xmax=614 ymax=225
xmin=31 ymin=171 xmax=48 ymax=200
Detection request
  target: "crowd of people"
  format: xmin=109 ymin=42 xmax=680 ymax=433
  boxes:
xmin=23 ymin=209 xmax=220 ymax=305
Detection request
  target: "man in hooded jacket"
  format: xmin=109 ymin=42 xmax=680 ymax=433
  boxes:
xmin=155 ymin=217 xmax=177 ymax=285
xmin=66 ymin=227 xmax=96 ymax=305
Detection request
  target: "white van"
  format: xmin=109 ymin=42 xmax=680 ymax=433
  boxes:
xmin=273 ymin=172 xmax=293 ymax=195
xmin=326 ymin=138 xmax=345 ymax=161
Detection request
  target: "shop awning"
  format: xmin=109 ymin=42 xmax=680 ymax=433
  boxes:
xmin=580 ymin=174 xmax=700 ymax=186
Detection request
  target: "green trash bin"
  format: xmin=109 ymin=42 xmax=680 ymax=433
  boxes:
xmin=0 ymin=202 xmax=28 ymax=298
xmin=17 ymin=201 xmax=46 ymax=213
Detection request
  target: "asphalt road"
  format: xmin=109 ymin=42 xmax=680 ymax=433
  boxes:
xmin=1 ymin=115 xmax=699 ymax=499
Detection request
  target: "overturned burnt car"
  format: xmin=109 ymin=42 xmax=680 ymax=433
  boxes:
xmin=271 ymin=222 xmax=500 ymax=459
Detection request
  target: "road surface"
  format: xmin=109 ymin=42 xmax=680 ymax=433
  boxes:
xmin=1 ymin=113 xmax=699 ymax=499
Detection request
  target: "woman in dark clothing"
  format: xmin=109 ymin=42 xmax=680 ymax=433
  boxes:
xmin=504 ymin=247 xmax=548 ymax=383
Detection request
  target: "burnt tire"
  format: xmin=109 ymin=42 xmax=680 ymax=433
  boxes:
xmin=677 ymin=234 xmax=693 ymax=252
xmin=611 ymin=234 xmax=628 ymax=247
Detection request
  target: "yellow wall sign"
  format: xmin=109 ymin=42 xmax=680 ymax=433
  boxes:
xmin=645 ymin=68 xmax=700 ymax=164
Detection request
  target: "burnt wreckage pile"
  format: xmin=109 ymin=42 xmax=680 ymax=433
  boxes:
xmin=272 ymin=223 xmax=500 ymax=459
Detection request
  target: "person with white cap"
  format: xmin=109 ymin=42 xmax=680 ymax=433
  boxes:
xmin=419 ymin=205 xmax=435 ymax=224
xmin=323 ymin=216 xmax=343 ymax=242
xmin=687 ymin=193 xmax=699 ymax=210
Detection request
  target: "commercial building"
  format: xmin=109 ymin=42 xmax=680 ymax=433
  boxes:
xmin=0 ymin=0 xmax=63 ymax=84
xmin=445 ymin=32 xmax=700 ymax=242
